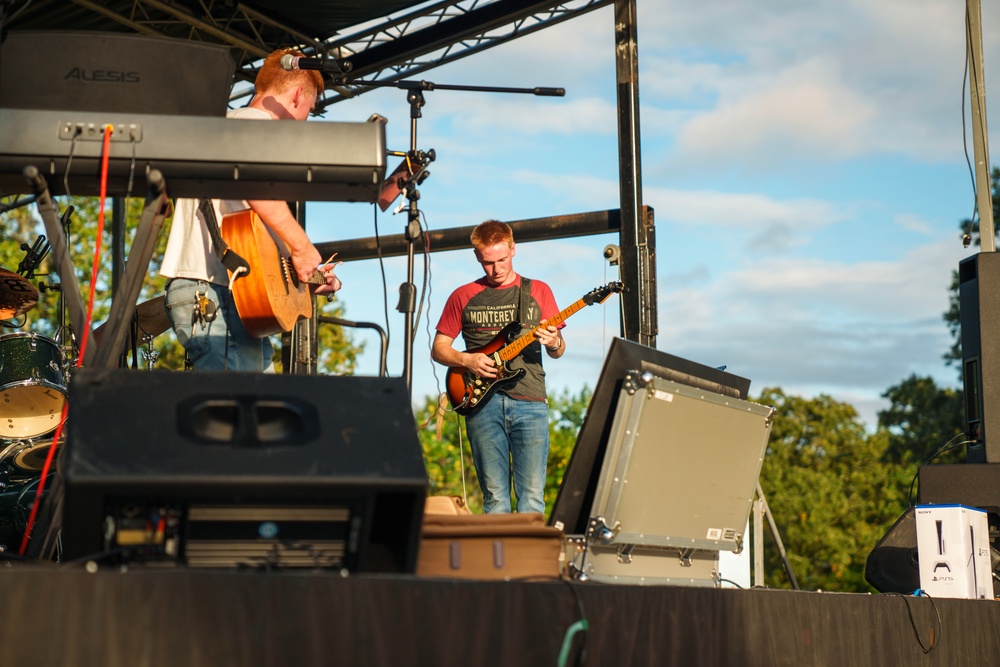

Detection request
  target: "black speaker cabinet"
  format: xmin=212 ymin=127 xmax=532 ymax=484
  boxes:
xmin=0 ymin=31 xmax=234 ymax=115
xmin=960 ymin=252 xmax=1000 ymax=462
xmin=918 ymin=463 xmax=1000 ymax=514
xmin=864 ymin=508 xmax=919 ymax=594
xmin=61 ymin=369 xmax=428 ymax=572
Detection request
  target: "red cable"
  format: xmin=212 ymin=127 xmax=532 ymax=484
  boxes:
xmin=19 ymin=124 xmax=115 ymax=556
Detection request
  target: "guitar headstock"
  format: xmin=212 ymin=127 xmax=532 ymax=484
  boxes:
xmin=583 ymin=281 xmax=625 ymax=306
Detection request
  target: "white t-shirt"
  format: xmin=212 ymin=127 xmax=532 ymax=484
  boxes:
xmin=160 ymin=107 xmax=270 ymax=285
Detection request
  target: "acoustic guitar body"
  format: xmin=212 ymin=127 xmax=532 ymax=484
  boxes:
xmin=221 ymin=209 xmax=313 ymax=337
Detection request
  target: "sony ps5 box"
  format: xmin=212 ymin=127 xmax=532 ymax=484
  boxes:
xmin=914 ymin=504 xmax=992 ymax=600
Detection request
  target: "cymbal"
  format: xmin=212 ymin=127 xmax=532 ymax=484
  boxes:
xmin=93 ymin=295 xmax=171 ymax=345
xmin=135 ymin=295 xmax=171 ymax=337
xmin=0 ymin=267 xmax=39 ymax=319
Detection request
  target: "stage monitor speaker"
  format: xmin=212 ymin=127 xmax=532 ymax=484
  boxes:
xmin=864 ymin=507 xmax=919 ymax=594
xmin=959 ymin=252 xmax=1000 ymax=462
xmin=61 ymin=369 xmax=428 ymax=572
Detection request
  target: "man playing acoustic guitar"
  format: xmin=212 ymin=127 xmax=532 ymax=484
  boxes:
xmin=161 ymin=48 xmax=342 ymax=371
xmin=432 ymin=220 xmax=565 ymax=514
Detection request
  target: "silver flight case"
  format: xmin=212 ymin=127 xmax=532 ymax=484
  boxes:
xmin=573 ymin=371 xmax=775 ymax=586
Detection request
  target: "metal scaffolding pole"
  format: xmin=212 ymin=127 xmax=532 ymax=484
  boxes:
xmin=614 ymin=0 xmax=657 ymax=347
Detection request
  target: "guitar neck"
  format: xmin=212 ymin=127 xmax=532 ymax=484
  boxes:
xmin=498 ymin=297 xmax=588 ymax=361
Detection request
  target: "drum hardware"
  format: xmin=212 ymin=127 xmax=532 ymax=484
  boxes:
xmin=17 ymin=235 xmax=51 ymax=281
xmin=142 ymin=347 xmax=160 ymax=370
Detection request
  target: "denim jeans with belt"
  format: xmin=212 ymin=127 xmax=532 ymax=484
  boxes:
xmin=164 ymin=278 xmax=274 ymax=372
xmin=464 ymin=392 xmax=550 ymax=514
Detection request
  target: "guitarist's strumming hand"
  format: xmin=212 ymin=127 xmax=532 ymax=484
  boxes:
xmin=314 ymin=261 xmax=343 ymax=296
xmin=287 ymin=245 xmax=342 ymax=296
xmin=464 ymin=351 xmax=498 ymax=379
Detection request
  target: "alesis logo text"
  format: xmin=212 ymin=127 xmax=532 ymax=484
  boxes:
xmin=63 ymin=68 xmax=140 ymax=83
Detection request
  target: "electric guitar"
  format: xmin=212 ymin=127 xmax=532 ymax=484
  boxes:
xmin=221 ymin=209 xmax=327 ymax=338
xmin=446 ymin=281 xmax=624 ymax=417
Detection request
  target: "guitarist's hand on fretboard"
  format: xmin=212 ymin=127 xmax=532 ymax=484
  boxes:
xmin=535 ymin=321 xmax=565 ymax=358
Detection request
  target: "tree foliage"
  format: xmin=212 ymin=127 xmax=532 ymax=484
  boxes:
xmin=757 ymin=388 xmax=913 ymax=592
xmin=877 ymin=375 xmax=965 ymax=465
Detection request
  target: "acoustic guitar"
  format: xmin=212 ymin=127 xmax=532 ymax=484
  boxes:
xmin=445 ymin=281 xmax=624 ymax=417
xmin=221 ymin=209 xmax=326 ymax=338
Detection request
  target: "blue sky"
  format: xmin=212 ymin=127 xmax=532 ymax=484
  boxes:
xmin=303 ymin=0 xmax=999 ymax=426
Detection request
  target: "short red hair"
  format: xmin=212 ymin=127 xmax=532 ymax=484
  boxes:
xmin=470 ymin=219 xmax=514 ymax=250
xmin=254 ymin=48 xmax=324 ymax=98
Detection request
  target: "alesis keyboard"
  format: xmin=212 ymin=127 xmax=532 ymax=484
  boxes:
xmin=0 ymin=107 xmax=387 ymax=202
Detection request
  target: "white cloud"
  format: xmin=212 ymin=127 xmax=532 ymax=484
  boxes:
xmin=636 ymin=0 xmax=997 ymax=167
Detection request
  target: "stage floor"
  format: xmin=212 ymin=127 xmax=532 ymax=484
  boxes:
xmin=3 ymin=565 xmax=999 ymax=666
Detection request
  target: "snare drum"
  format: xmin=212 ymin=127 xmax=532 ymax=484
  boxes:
xmin=0 ymin=332 xmax=67 ymax=439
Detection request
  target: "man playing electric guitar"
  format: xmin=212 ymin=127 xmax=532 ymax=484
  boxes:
xmin=161 ymin=48 xmax=342 ymax=372
xmin=432 ymin=219 xmax=565 ymax=514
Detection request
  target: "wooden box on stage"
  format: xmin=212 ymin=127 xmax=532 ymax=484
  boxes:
xmin=416 ymin=512 xmax=564 ymax=580
xmin=578 ymin=371 xmax=775 ymax=586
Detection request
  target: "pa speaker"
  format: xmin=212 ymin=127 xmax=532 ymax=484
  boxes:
xmin=0 ymin=31 xmax=234 ymax=115
xmin=864 ymin=508 xmax=919 ymax=594
xmin=919 ymin=463 xmax=1000 ymax=514
xmin=959 ymin=252 xmax=1000 ymax=462
xmin=61 ymin=368 xmax=428 ymax=572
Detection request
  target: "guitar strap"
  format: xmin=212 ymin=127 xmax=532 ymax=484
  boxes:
xmin=518 ymin=277 xmax=532 ymax=326
xmin=197 ymin=199 xmax=251 ymax=277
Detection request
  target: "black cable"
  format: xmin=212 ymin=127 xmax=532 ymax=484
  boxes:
xmin=906 ymin=433 xmax=969 ymax=507
xmin=556 ymin=578 xmax=589 ymax=667
xmin=420 ymin=209 xmax=444 ymax=395
xmin=373 ymin=204 xmax=391 ymax=365
xmin=961 ymin=7 xmax=978 ymax=244
xmin=883 ymin=591 xmax=942 ymax=654
xmin=411 ymin=209 xmax=431 ymax=346
xmin=62 ymin=126 xmax=81 ymax=199
xmin=504 ymin=576 xmax=589 ymax=666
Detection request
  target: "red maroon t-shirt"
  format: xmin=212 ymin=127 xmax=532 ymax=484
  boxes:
xmin=436 ymin=274 xmax=561 ymax=401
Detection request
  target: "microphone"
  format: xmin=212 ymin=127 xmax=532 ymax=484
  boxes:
xmin=279 ymin=54 xmax=351 ymax=74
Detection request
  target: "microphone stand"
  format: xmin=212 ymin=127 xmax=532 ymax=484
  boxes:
xmin=334 ymin=76 xmax=564 ymax=394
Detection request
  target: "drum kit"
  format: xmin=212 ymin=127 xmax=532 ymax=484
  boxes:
xmin=0 ymin=255 xmax=171 ymax=549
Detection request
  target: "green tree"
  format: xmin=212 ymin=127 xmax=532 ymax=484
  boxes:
xmin=757 ymin=388 xmax=912 ymax=592
xmin=877 ymin=375 xmax=965 ymax=465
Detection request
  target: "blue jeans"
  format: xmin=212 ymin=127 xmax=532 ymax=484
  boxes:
xmin=465 ymin=393 xmax=550 ymax=514
xmin=164 ymin=278 xmax=274 ymax=372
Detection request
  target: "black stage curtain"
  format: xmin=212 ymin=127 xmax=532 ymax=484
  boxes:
xmin=3 ymin=567 xmax=999 ymax=666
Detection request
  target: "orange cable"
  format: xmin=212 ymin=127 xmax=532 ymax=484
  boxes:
xmin=19 ymin=124 xmax=115 ymax=556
